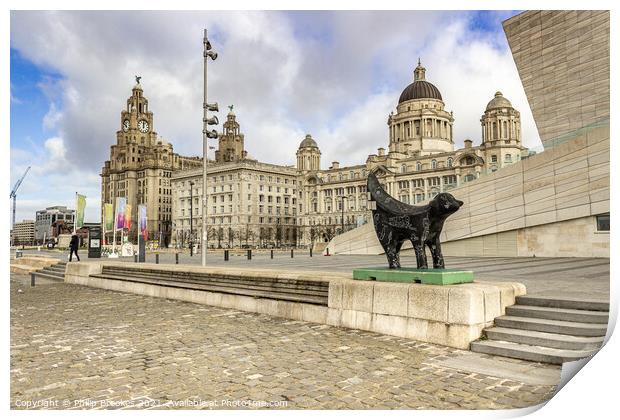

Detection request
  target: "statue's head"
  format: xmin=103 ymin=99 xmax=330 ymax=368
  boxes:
xmin=429 ymin=193 xmax=463 ymax=216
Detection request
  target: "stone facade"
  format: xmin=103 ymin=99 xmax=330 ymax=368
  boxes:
xmin=12 ymin=219 xmax=35 ymax=245
xmin=100 ymin=81 xmax=202 ymax=245
xmin=172 ymin=151 xmax=299 ymax=248
xmin=171 ymin=62 xmax=525 ymax=248
xmin=503 ymin=10 xmax=610 ymax=147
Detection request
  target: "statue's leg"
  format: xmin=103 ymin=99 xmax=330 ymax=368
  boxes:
xmin=383 ymin=239 xmax=404 ymax=269
xmin=378 ymin=236 xmax=398 ymax=269
xmin=391 ymin=239 xmax=404 ymax=269
xmin=428 ymin=238 xmax=445 ymax=269
xmin=412 ymin=240 xmax=428 ymax=269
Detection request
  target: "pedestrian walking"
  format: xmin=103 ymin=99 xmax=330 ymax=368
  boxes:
xmin=69 ymin=234 xmax=80 ymax=262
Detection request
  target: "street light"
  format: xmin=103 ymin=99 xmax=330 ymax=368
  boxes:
xmin=202 ymin=28 xmax=219 ymax=267
xmin=189 ymin=181 xmax=194 ymax=256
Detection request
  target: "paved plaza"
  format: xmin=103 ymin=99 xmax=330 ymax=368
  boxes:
xmin=10 ymin=273 xmax=561 ymax=410
xmin=21 ymin=249 xmax=610 ymax=300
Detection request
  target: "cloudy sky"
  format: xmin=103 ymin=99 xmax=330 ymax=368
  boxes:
xmin=9 ymin=10 xmax=540 ymax=223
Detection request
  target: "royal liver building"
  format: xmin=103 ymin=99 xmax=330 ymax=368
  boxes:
xmin=169 ymin=61 xmax=527 ymax=249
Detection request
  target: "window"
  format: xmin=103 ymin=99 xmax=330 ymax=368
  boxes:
xmin=596 ymin=214 xmax=610 ymax=232
xmin=491 ymin=155 xmax=498 ymax=163
xmin=431 ymin=160 xmax=437 ymax=169
xmin=416 ymin=162 xmax=422 ymax=171
xmin=505 ymin=154 xmax=512 ymax=162
xmin=447 ymin=158 xmax=453 ymax=168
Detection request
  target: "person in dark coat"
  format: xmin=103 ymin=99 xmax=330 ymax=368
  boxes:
xmin=69 ymin=234 xmax=80 ymax=262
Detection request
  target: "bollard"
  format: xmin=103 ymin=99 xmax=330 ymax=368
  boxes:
xmin=310 ymin=248 xmax=313 ymax=257
xmin=224 ymin=250 xmax=229 ymax=261
xmin=134 ymin=254 xmax=138 ymax=263
xmin=270 ymin=249 xmax=274 ymax=259
xmin=30 ymin=273 xmax=35 ymax=287
xmin=175 ymin=253 xmax=179 ymax=264
xmin=247 ymin=249 xmax=252 ymax=260
xmin=156 ymin=254 xmax=160 ymax=264
xmin=291 ymin=249 xmax=294 ymax=258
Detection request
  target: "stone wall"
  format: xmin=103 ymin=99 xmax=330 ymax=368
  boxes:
xmin=503 ymin=11 xmax=609 ymax=147
xmin=65 ymin=262 xmax=525 ymax=349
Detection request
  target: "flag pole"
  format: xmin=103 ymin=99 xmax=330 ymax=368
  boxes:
xmin=73 ymin=192 xmax=77 ymax=234
xmin=112 ymin=200 xmax=117 ymax=257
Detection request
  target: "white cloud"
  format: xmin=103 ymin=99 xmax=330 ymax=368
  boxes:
xmin=42 ymin=102 xmax=62 ymax=130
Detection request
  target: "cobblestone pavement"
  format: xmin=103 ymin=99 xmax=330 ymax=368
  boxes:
xmin=11 ymin=275 xmax=558 ymax=410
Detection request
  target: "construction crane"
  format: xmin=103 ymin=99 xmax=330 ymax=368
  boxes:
xmin=10 ymin=166 xmax=31 ymax=228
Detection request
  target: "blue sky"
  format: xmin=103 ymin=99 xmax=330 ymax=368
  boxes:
xmin=10 ymin=10 xmax=537 ymax=223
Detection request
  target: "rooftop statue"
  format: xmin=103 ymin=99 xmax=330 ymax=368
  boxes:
xmin=367 ymin=172 xmax=463 ymax=269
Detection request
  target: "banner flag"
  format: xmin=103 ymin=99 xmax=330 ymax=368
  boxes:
xmin=139 ymin=204 xmax=148 ymax=241
xmin=124 ymin=204 xmax=132 ymax=230
xmin=115 ymin=197 xmax=126 ymax=230
xmin=104 ymin=203 xmax=114 ymax=231
xmin=76 ymin=194 xmax=86 ymax=229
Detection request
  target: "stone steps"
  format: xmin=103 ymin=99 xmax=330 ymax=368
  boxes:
xmin=516 ymin=295 xmax=609 ymax=312
xmin=470 ymin=340 xmax=596 ymax=365
xmin=91 ymin=267 xmax=329 ymax=306
xmin=494 ymin=316 xmax=607 ymax=337
xmin=484 ymin=327 xmax=604 ymax=351
xmin=100 ymin=268 xmax=329 ymax=295
xmin=31 ymin=261 xmax=67 ymax=282
xmin=506 ymin=304 xmax=609 ymax=324
xmin=471 ymin=293 xmax=608 ymax=364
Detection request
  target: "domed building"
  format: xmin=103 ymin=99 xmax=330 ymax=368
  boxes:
xmin=294 ymin=61 xmax=528 ymax=243
xmin=296 ymin=134 xmax=321 ymax=172
xmin=170 ymin=61 xmax=528 ymax=249
xmin=388 ymin=60 xmax=454 ymax=156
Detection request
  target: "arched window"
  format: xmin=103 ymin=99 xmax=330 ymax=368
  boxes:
xmin=431 ymin=160 xmax=437 ymax=169
xmin=447 ymin=157 xmax=453 ymax=167
xmin=401 ymin=164 xmax=407 ymax=173
xmin=505 ymin=153 xmax=512 ymax=162
xmin=416 ymin=162 xmax=422 ymax=171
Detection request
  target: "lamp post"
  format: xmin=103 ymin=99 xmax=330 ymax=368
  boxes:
xmin=189 ymin=181 xmax=194 ymax=256
xmin=202 ymin=29 xmax=219 ymax=266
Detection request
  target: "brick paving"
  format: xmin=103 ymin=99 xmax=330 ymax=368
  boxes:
xmin=10 ymin=274 xmax=558 ymax=410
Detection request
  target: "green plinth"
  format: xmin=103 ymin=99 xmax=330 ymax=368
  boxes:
xmin=352 ymin=267 xmax=474 ymax=285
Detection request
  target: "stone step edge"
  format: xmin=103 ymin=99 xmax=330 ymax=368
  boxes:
xmin=484 ymin=327 xmax=604 ymax=351
xmin=32 ymin=272 xmax=65 ymax=281
xmin=506 ymin=305 xmax=609 ymax=322
xmin=471 ymin=340 xmax=597 ymax=365
xmin=101 ymin=268 xmax=329 ymax=288
xmin=516 ymin=296 xmax=609 ymax=311
xmin=496 ymin=315 xmax=608 ymax=330
xmin=90 ymin=273 xmax=329 ymax=298
xmin=100 ymin=269 xmax=330 ymax=290
xmin=91 ymin=275 xmax=329 ymax=306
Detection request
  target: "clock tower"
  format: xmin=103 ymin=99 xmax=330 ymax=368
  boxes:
xmin=118 ymin=78 xmax=157 ymax=147
xmin=101 ymin=78 xmax=202 ymax=247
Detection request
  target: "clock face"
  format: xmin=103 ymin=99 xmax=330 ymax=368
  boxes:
xmin=138 ymin=120 xmax=149 ymax=133
xmin=122 ymin=119 xmax=130 ymax=132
